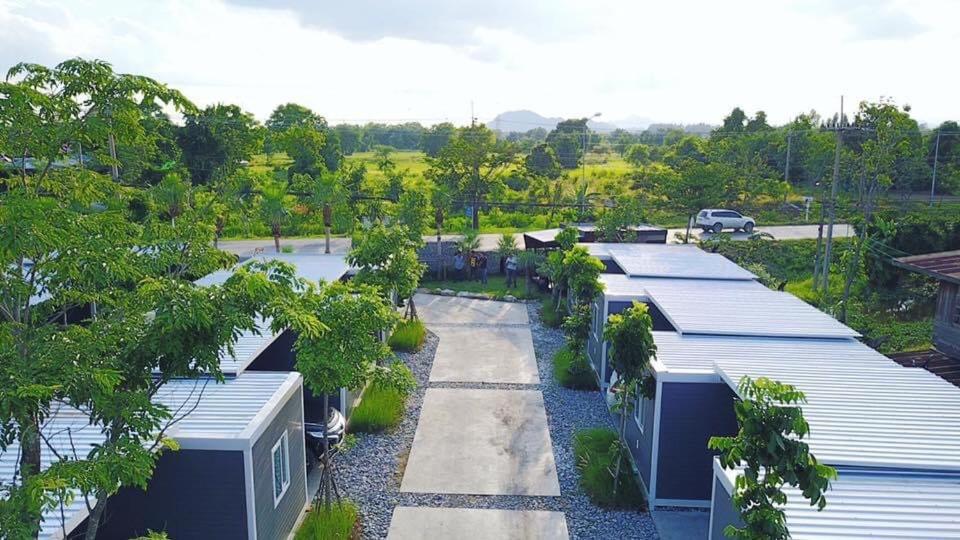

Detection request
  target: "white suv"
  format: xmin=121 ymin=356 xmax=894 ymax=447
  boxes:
xmin=696 ymin=209 xmax=755 ymax=233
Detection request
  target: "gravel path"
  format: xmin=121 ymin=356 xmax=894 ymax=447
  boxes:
xmin=334 ymin=300 xmax=658 ymax=539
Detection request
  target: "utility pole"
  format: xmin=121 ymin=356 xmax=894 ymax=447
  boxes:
xmin=930 ymin=131 xmax=941 ymax=206
xmin=821 ymin=97 xmax=843 ymax=298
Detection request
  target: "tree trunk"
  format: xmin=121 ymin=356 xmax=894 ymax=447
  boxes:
xmin=684 ymin=213 xmax=693 ymax=244
xmin=83 ymin=494 xmax=109 ymax=540
xmin=811 ymin=201 xmax=826 ymax=293
xmin=19 ymin=424 xmax=42 ymax=538
xmin=273 ymin=228 xmax=281 ymax=253
xmin=324 ymin=226 xmax=331 ymax=254
xmin=320 ymin=394 xmax=333 ymax=510
xmin=612 ymin=393 xmax=628 ymax=497
xmin=472 ymin=196 xmax=480 ymax=230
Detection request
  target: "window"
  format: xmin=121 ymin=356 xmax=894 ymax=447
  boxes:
xmin=953 ymin=303 xmax=960 ymax=326
xmin=272 ymin=431 xmax=290 ymax=507
xmin=634 ymin=389 xmax=646 ymax=434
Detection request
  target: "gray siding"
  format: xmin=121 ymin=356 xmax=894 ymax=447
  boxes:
xmin=710 ymin=477 xmax=742 ymax=539
xmin=624 ymin=391 xmax=656 ymax=491
xmin=252 ymin=386 xmax=307 ymax=540
xmin=85 ymin=450 xmax=247 ymax=540
xmin=656 ymin=382 xmax=738 ymax=501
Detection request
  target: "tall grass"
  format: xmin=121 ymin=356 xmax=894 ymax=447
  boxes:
xmin=294 ymin=500 xmax=359 ymax=540
xmin=553 ymin=345 xmax=597 ymax=390
xmin=540 ymin=298 xmax=567 ymax=328
xmin=388 ymin=319 xmax=426 ymax=352
xmin=350 ymin=363 xmax=415 ymax=433
xmin=574 ymin=428 xmax=646 ymax=510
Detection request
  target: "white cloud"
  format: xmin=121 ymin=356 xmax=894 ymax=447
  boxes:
xmin=0 ymin=0 xmax=957 ymax=127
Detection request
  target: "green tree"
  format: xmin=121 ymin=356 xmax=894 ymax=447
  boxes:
xmin=572 ymin=180 xmax=600 ymax=221
xmin=178 ymin=104 xmax=263 ymax=184
xmin=266 ymin=102 xmax=325 ymax=133
xmin=396 ymin=189 xmax=431 ymax=242
xmin=259 ymin=178 xmax=293 ymax=252
xmin=525 ymin=143 xmax=562 ymax=179
xmin=597 ymin=196 xmax=644 ymax=242
xmin=709 ymin=377 xmax=836 ymax=540
xmin=279 ymin=123 xmax=326 ymax=177
xmin=348 ymin=224 xmax=426 ymax=319
xmin=563 ymin=247 xmax=605 ymax=306
xmin=150 ymin=171 xmax=190 ymax=225
xmin=546 ymin=118 xmax=589 ymax=169
xmin=603 ymin=301 xmax=657 ymax=496
xmin=309 ymin=171 xmax=348 ymax=253
xmin=427 ymin=125 xmax=515 ymax=229
xmin=293 ymin=280 xmax=398 ymax=507
xmin=420 ymin=122 xmax=456 ymax=157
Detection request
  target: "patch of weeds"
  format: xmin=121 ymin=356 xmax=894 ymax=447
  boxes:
xmin=388 ymin=319 xmax=427 ymax=352
xmin=540 ymin=298 xmax=567 ymax=328
xmin=294 ymin=499 xmax=360 ymax=540
xmin=553 ymin=345 xmax=598 ymax=390
xmin=574 ymin=428 xmax=646 ymax=510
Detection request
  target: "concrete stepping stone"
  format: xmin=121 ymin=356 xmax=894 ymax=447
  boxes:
xmin=387 ymin=507 xmax=569 ymax=539
xmin=414 ymin=293 xmax=529 ymax=325
xmin=430 ymin=326 xmax=539 ymax=384
xmin=400 ymin=388 xmax=561 ymax=496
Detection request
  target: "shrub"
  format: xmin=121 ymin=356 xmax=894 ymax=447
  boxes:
xmin=388 ymin=319 xmax=426 ymax=352
xmin=573 ymin=428 xmax=646 ymax=509
xmin=553 ymin=345 xmax=597 ymax=390
xmin=349 ymin=384 xmax=407 ymax=433
xmin=540 ymin=298 xmax=567 ymax=328
xmin=295 ymin=500 xmax=359 ymax=540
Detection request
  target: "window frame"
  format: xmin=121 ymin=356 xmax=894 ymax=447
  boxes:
xmin=271 ymin=430 xmax=291 ymax=507
xmin=634 ymin=387 xmax=646 ymax=434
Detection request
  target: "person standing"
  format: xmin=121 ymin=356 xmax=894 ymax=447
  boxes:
xmin=468 ymin=251 xmax=478 ymax=281
xmin=454 ymin=250 xmax=465 ymax=281
xmin=506 ymin=253 xmax=518 ymax=288
xmin=479 ymin=252 xmax=489 ymax=285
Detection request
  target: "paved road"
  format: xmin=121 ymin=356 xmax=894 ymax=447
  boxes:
xmin=389 ymin=294 xmax=567 ymax=539
xmin=217 ymin=224 xmax=852 ymax=257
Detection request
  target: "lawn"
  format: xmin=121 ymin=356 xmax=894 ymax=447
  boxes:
xmin=420 ymin=275 xmax=544 ymax=300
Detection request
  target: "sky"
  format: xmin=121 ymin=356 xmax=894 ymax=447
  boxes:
xmin=1 ymin=0 xmax=957 ymax=128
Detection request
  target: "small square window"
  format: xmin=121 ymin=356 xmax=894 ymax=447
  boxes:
xmin=272 ymin=431 xmax=290 ymax=507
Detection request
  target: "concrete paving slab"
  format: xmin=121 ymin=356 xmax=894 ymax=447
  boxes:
xmin=430 ymin=326 xmax=539 ymax=384
xmin=387 ymin=507 xmax=569 ymax=540
xmin=401 ymin=388 xmax=561 ymax=496
xmin=414 ymin=293 xmax=529 ymax=325
xmin=652 ymin=510 xmax=710 ymax=540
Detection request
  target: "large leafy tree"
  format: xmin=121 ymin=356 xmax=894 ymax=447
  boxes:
xmin=420 ymin=122 xmax=456 ymax=157
xmin=709 ymin=377 xmax=836 ymax=540
xmin=546 ymin=118 xmax=589 ymax=169
xmin=177 ymin=104 xmax=263 ymax=184
xmin=348 ymin=224 xmax=426 ymax=319
xmin=0 ymin=58 xmax=192 ymax=185
xmin=293 ymin=280 xmax=397 ymax=507
xmin=525 ymin=143 xmax=562 ymax=179
xmin=427 ymin=125 xmax=515 ymax=229
xmin=266 ymin=102 xmax=325 ymax=133
xmin=279 ymin=124 xmax=326 ymax=177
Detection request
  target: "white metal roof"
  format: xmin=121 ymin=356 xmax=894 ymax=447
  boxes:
xmin=219 ymin=316 xmax=278 ymax=375
xmin=715 ymin=462 xmax=960 ymax=539
xmin=605 ymin=244 xmax=756 ymax=280
xmin=0 ymin=372 xmax=299 ymax=540
xmin=643 ymin=279 xmax=860 ymax=339
xmin=195 ymin=253 xmax=351 ymax=287
xmin=715 ymin=354 xmax=960 ymax=471
xmin=598 ymin=273 xmax=650 ymax=299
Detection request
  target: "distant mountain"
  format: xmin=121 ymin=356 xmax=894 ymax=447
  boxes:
xmin=609 ymin=115 xmax=655 ymax=132
xmin=487 ymin=110 xmax=563 ymax=132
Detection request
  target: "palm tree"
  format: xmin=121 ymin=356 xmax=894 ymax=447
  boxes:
xmin=259 ymin=179 xmax=292 ymax=253
xmin=573 ymin=180 xmax=600 ymax=221
xmin=312 ymin=171 xmax=346 ymax=254
xmin=152 ymin=172 xmax=190 ymax=226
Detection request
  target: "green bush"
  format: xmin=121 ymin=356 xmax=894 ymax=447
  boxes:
xmin=388 ymin=319 xmax=426 ymax=352
xmin=295 ymin=500 xmax=359 ymax=540
xmin=553 ymin=345 xmax=597 ymax=390
xmin=350 ymin=364 xmax=415 ymax=434
xmin=540 ymin=299 xmax=567 ymax=328
xmin=573 ymin=428 xmax=646 ymax=510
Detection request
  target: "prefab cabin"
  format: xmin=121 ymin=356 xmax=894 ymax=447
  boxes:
xmin=894 ymin=250 xmax=960 ymax=360
xmin=1 ymin=372 xmax=308 ymax=540
xmin=709 ymin=339 xmax=960 ymax=538
xmin=195 ymin=254 xmax=358 ymax=421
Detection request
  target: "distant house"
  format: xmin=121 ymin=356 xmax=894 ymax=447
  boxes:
xmin=2 ymin=372 xmax=307 ymax=540
xmin=521 ymin=223 xmax=667 ymax=251
xmin=891 ymin=251 xmax=960 ymax=386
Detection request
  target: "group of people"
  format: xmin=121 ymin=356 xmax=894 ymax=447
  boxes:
xmin=453 ymin=250 xmax=489 ymax=284
xmin=451 ymin=249 xmax=521 ymax=288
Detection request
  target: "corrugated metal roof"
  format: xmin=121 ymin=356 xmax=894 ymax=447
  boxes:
xmin=606 ymin=244 xmax=756 ymax=280
xmin=714 ymin=354 xmax=960 ymax=471
xmin=643 ymin=279 xmax=860 ymax=339
xmin=894 ymin=249 xmax=960 ymax=285
xmin=0 ymin=372 xmax=298 ymax=539
xmin=598 ymin=273 xmax=650 ymax=298
xmin=715 ymin=463 xmax=960 ymax=539
xmin=218 ymin=316 xmax=278 ymax=375
xmin=196 ymin=253 xmax=351 ymax=287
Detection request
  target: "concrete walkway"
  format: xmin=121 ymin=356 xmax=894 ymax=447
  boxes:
xmin=389 ymin=294 xmax=567 ymax=539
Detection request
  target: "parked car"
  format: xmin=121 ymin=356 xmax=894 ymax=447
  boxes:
xmin=696 ymin=209 xmax=755 ymax=233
